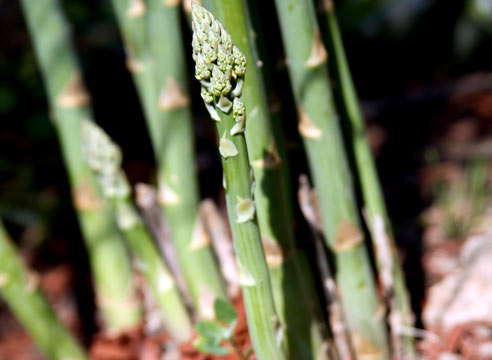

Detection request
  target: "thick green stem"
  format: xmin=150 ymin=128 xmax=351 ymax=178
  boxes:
xmin=20 ymin=0 xmax=140 ymax=332
xmin=273 ymin=0 xmax=390 ymax=358
xmin=201 ymin=0 xmax=327 ymax=358
xmin=320 ymin=5 xmax=415 ymax=357
xmin=191 ymin=6 xmax=286 ymax=358
xmin=109 ymin=0 xmax=226 ymax=316
xmin=0 ymin=220 xmax=88 ymax=360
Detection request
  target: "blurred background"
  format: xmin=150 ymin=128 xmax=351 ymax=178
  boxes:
xmin=1 ymin=0 xmax=492 ymax=358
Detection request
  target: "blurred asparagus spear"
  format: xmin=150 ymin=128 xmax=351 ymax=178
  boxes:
xmin=298 ymin=174 xmax=355 ymax=360
xmin=81 ymin=119 xmax=193 ymax=343
xmin=273 ymin=0 xmax=390 ymax=357
xmin=199 ymin=199 xmax=240 ymax=298
xmin=201 ymin=0 xmax=327 ymax=358
xmin=191 ymin=4 xmax=286 ymax=359
xmin=0 ymin=220 xmax=88 ymax=360
xmin=19 ymin=0 xmax=141 ymax=332
xmin=109 ymin=0 xmax=226 ymax=317
xmin=319 ymin=3 xmax=415 ymax=357
xmin=135 ymin=183 xmax=191 ymax=305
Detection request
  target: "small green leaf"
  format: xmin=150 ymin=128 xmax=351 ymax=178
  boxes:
xmin=195 ymin=321 xmax=227 ymax=343
xmin=214 ymin=298 xmax=237 ymax=324
xmin=193 ymin=337 xmax=229 ymax=355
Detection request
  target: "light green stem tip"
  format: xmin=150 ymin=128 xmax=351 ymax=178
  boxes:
xmin=81 ymin=119 xmax=130 ymax=199
xmin=191 ymin=4 xmax=246 ymax=121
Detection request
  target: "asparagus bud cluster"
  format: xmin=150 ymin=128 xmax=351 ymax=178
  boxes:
xmin=81 ymin=119 xmax=142 ymax=230
xmin=192 ymin=4 xmax=256 ymax=224
xmin=81 ymin=119 xmax=130 ymax=200
xmin=192 ymin=4 xmax=246 ymax=134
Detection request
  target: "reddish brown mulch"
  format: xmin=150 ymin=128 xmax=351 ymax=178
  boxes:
xmin=0 ymin=312 xmax=44 ymax=360
xmin=0 ymin=256 xmax=253 ymax=360
xmin=90 ymin=295 xmax=252 ymax=360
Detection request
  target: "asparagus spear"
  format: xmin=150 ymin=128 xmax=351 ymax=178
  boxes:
xmin=109 ymin=0 xmax=226 ymax=317
xmin=191 ymin=5 xmax=286 ymax=359
xmin=319 ymin=3 xmax=415 ymax=357
xmin=19 ymin=0 xmax=141 ymax=332
xmin=81 ymin=119 xmax=193 ymax=343
xmin=201 ymin=0 xmax=327 ymax=358
xmin=273 ymin=0 xmax=390 ymax=357
xmin=0 ymin=220 xmax=88 ymax=360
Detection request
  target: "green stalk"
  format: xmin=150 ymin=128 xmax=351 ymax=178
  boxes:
xmin=20 ymin=0 xmax=140 ymax=332
xmin=0 ymin=220 xmax=88 ymax=360
xmin=273 ymin=0 xmax=390 ymax=358
xmin=319 ymin=4 xmax=415 ymax=357
xmin=201 ymin=1 xmax=327 ymax=358
xmin=191 ymin=5 xmax=286 ymax=359
xmin=81 ymin=119 xmax=193 ymax=343
xmin=148 ymin=0 xmax=227 ymax=314
xmin=109 ymin=0 xmax=226 ymax=316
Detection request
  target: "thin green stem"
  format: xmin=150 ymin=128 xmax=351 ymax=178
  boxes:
xmin=273 ymin=0 xmax=390 ymax=358
xmin=20 ymin=0 xmax=141 ymax=332
xmin=0 ymin=220 xmax=88 ymax=360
